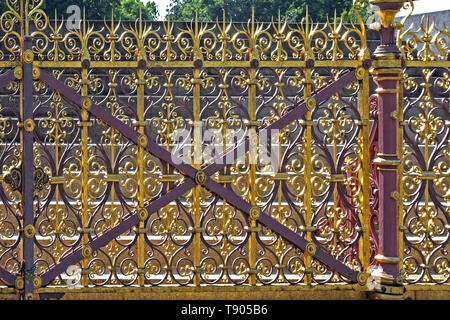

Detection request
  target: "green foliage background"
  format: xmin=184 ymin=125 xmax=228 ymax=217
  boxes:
xmin=0 ymin=0 xmax=371 ymax=22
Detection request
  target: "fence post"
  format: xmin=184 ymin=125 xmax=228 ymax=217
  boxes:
xmin=369 ymin=0 xmax=405 ymax=298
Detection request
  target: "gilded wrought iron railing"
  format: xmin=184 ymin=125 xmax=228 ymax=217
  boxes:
xmin=396 ymin=2 xmax=449 ymax=285
xmin=0 ymin=0 xmax=447 ymax=300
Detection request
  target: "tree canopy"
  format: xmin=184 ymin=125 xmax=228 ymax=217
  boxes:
xmin=0 ymin=0 xmax=371 ymax=23
xmin=166 ymin=0 xmax=370 ymax=23
xmin=41 ymin=0 xmax=158 ymax=21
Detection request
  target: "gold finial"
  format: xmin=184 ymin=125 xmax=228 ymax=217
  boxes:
xmin=195 ymin=8 xmax=199 ymax=35
xmin=334 ymin=8 xmax=337 ymax=29
xmin=139 ymin=7 xmax=143 ymax=34
xmin=278 ymin=9 xmax=281 ymax=29
xmin=251 ymin=6 xmax=255 ymax=34
xmin=223 ymin=8 xmax=226 ymax=29
xmin=305 ymin=5 xmax=309 ymax=34
xmin=83 ymin=6 xmax=86 ymax=33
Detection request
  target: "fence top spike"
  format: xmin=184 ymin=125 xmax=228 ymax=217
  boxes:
xmin=139 ymin=7 xmax=143 ymax=32
xmin=251 ymin=6 xmax=255 ymax=33
xmin=83 ymin=6 xmax=86 ymax=32
xmin=305 ymin=5 xmax=310 ymax=32
xmin=278 ymin=9 xmax=281 ymax=28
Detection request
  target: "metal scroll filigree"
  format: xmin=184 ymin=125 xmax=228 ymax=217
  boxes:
xmin=0 ymin=0 xmax=447 ymax=291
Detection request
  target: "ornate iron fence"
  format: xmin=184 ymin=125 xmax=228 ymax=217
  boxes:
xmin=0 ymin=0 xmax=447 ymax=299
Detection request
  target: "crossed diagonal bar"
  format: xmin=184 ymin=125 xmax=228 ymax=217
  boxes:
xmin=38 ymin=68 xmax=359 ymax=286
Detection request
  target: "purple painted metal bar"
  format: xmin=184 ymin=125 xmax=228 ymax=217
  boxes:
xmin=373 ymin=72 xmax=401 ymax=281
xmin=40 ymin=179 xmax=196 ymax=286
xmin=22 ymin=36 xmax=35 ymax=298
xmin=203 ymin=178 xmax=359 ymax=282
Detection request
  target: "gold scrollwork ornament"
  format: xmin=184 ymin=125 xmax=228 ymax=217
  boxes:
xmin=14 ymin=67 xmax=23 ymax=80
xmin=81 ymin=97 xmax=92 ymax=111
xmin=32 ymin=67 xmax=40 ymax=80
xmin=33 ymin=276 xmax=42 ymax=289
xmin=137 ymin=208 xmax=149 ymax=221
xmin=137 ymin=134 xmax=148 ymax=148
xmin=305 ymin=242 xmax=317 ymax=256
xmin=306 ymin=97 xmax=316 ymax=110
xmin=195 ymin=170 xmax=206 ymax=185
xmin=249 ymin=206 xmax=261 ymax=221
xmin=24 ymin=118 xmax=35 ymax=132
xmin=24 ymin=224 xmax=36 ymax=238
xmin=15 ymin=277 xmax=24 ymax=290
xmin=357 ymin=272 xmax=368 ymax=286
xmin=81 ymin=245 xmax=93 ymax=258
xmin=23 ymin=50 xmax=34 ymax=64
xmin=355 ymin=67 xmax=366 ymax=80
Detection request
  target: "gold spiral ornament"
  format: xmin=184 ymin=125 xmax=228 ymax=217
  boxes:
xmin=249 ymin=206 xmax=261 ymax=221
xmin=355 ymin=67 xmax=366 ymax=80
xmin=14 ymin=66 xmax=22 ymax=80
xmin=32 ymin=66 xmax=40 ymax=80
xmin=306 ymin=97 xmax=316 ymax=110
xmin=23 ymin=50 xmax=34 ymax=64
xmin=81 ymin=245 xmax=93 ymax=258
xmin=195 ymin=170 xmax=206 ymax=185
xmin=305 ymin=242 xmax=316 ymax=256
xmin=23 ymin=224 xmax=36 ymax=238
xmin=24 ymin=118 xmax=35 ymax=132
xmin=357 ymin=272 xmax=368 ymax=286
xmin=15 ymin=277 xmax=24 ymax=290
xmin=81 ymin=97 xmax=92 ymax=111
xmin=25 ymin=293 xmax=34 ymax=300
xmin=33 ymin=276 xmax=42 ymax=289
xmin=137 ymin=134 xmax=148 ymax=148
xmin=137 ymin=208 xmax=149 ymax=221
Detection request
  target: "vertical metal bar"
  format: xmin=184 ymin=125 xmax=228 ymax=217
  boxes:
xmin=358 ymin=67 xmax=371 ymax=274
xmin=248 ymin=64 xmax=257 ymax=286
xmin=80 ymin=58 xmax=90 ymax=287
xmin=397 ymin=66 xmax=405 ymax=277
xmin=303 ymin=62 xmax=313 ymax=286
xmin=247 ymin=8 xmax=258 ymax=286
xmin=22 ymin=36 xmax=35 ymax=300
xmin=192 ymin=14 xmax=202 ymax=286
xmin=137 ymin=60 xmax=146 ymax=286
